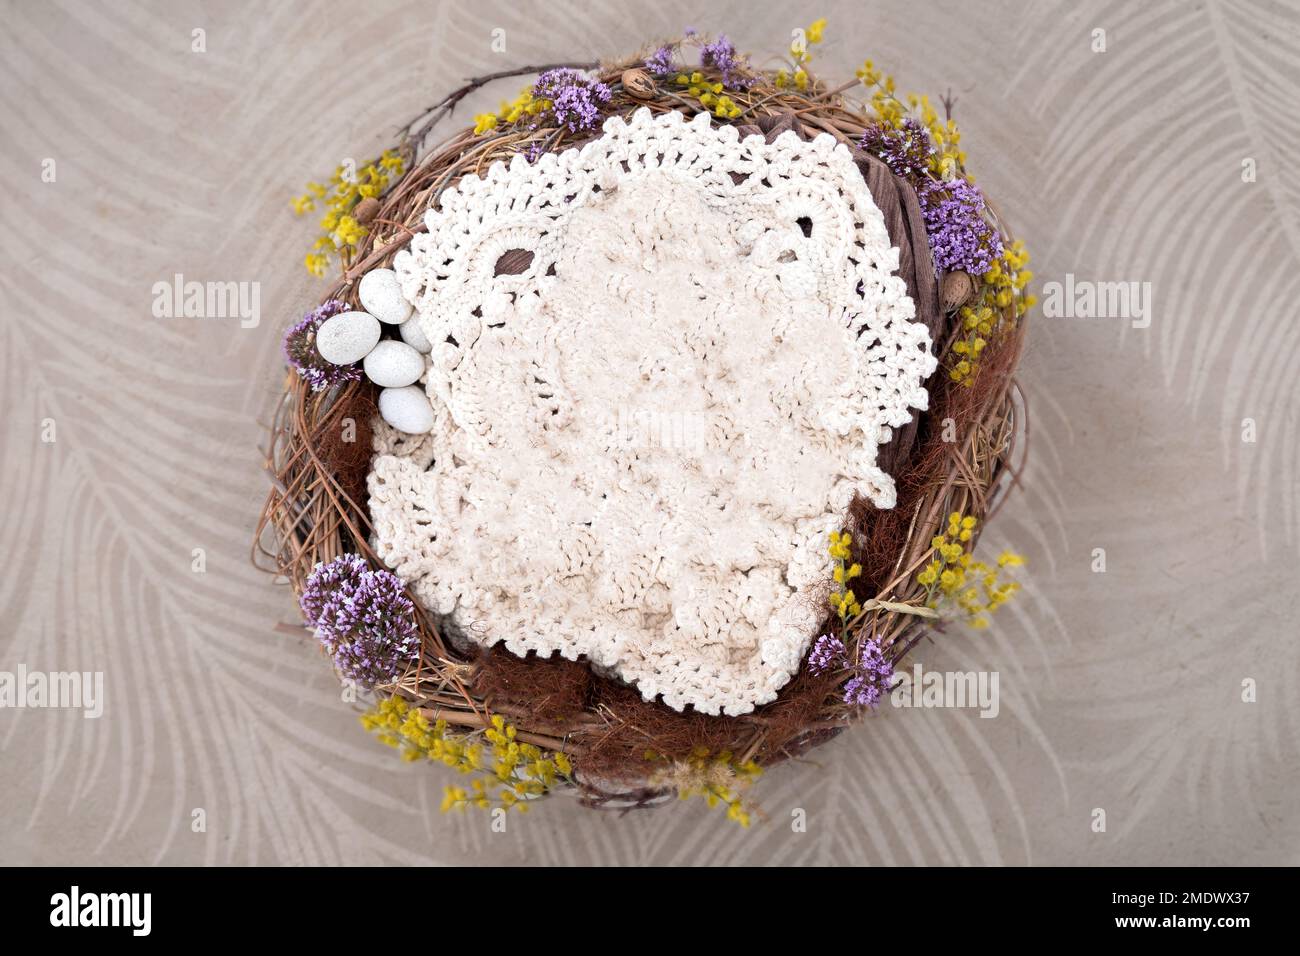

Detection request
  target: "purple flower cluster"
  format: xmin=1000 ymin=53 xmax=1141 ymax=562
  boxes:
xmin=807 ymin=633 xmax=846 ymax=675
xmin=843 ymin=637 xmax=894 ymax=709
xmin=920 ymin=178 xmax=1004 ymax=275
xmin=857 ymin=120 xmax=1003 ymax=276
xmin=300 ymin=554 xmax=420 ymax=687
xmin=533 ymin=68 xmax=612 ymax=134
xmin=806 ymin=631 xmax=895 ymax=709
xmin=700 ymin=34 xmax=751 ymax=88
xmin=859 ymin=119 xmax=937 ymax=182
xmin=645 ymin=44 xmax=676 ymax=77
xmin=282 ymin=299 xmax=360 ymax=392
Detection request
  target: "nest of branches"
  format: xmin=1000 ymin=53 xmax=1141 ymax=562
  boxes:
xmin=255 ymin=47 xmax=1028 ymax=810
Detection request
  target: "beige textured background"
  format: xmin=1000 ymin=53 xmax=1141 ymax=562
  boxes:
xmin=3 ymin=0 xmax=1298 ymax=865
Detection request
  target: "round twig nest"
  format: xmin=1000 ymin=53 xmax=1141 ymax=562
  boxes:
xmin=257 ymin=44 xmax=1030 ymax=815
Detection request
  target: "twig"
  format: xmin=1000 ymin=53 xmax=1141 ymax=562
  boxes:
xmin=403 ymin=61 xmax=598 ymax=152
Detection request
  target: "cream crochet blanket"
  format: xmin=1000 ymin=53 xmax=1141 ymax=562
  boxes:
xmin=367 ymin=108 xmax=935 ymax=715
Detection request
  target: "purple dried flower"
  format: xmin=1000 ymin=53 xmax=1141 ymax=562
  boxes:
xmin=532 ymin=68 xmax=612 ymax=134
xmin=842 ymin=675 xmax=879 ymax=708
xmin=859 ymin=119 xmax=936 ymax=182
xmin=301 ymin=554 xmax=420 ymax=687
xmin=920 ymin=178 xmax=1004 ymax=275
xmin=645 ymin=45 xmax=676 ymax=77
xmin=700 ymin=34 xmax=752 ymax=89
xmin=807 ymin=633 xmax=847 ymax=675
xmin=842 ymin=636 xmax=895 ymax=709
xmin=858 ymin=120 xmax=1003 ymax=276
xmin=282 ymin=299 xmax=360 ymax=392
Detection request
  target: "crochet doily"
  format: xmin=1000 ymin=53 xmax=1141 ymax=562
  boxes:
xmin=368 ymin=108 xmax=936 ymax=716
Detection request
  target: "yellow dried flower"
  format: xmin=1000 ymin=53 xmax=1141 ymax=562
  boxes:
xmin=919 ymin=513 xmax=1025 ymax=627
xmin=293 ymin=148 xmax=406 ymax=277
xmin=360 ymin=697 xmax=573 ymax=814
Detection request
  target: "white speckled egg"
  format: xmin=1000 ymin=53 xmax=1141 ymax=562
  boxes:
xmin=363 ymin=339 xmax=424 ymax=387
xmin=316 ymin=311 xmax=380 ymax=365
xmin=379 ymin=385 xmax=435 ymax=434
xmin=358 ymin=268 xmax=413 ymax=325
xmin=398 ymin=316 xmax=432 ymax=354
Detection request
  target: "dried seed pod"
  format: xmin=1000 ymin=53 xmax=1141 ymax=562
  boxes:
xmin=353 ymin=197 xmax=381 ymax=225
xmin=941 ymin=270 xmax=976 ymax=311
xmin=621 ymin=68 xmax=655 ymax=99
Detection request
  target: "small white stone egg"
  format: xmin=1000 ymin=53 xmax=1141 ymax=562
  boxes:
xmin=316 ymin=311 xmax=380 ymax=365
xmin=363 ymin=339 xmax=424 ymax=388
xmin=379 ymin=385 xmax=435 ymax=434
xmin=358 ymin=268 xmax=413 ymax=325
xmin=398 ymin=316 xmax=432 ymax=353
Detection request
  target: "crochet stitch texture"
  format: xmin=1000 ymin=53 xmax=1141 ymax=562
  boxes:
xmin=368 ymin=108 xmax=936 ymax=715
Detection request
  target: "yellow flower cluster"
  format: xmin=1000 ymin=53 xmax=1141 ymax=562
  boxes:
xmin=776 ymin=16 xmax=827 ymax=91
xmin=855 ymin=59 xmax=900 ymax=122
xmin=916 ymin=95 xmax=964 ymax=180
xmin=650 ymin=747 xmax=762 ymax=828
xmin=917 ymin=512 xmax=1024 ymax=628
xmin=827 ymin=530 xmax=863 ymax=624
xmin=984 ymin=239 xmax=1036 ymax=315
xmin=483 ymin=713 xmax=571 ymax=792
xmin=675 ymin=72 xmax=742 ymax=119
xmin=362 ymin=696 xmax=481 ymax=769
xmin=949 ymin=304 xmax=995 ymax=386
xmin=293 ymin=149 xmax=406 ymax=277
xmin=360 ymin=697 xmax=572 ymax=814
xmin=473 ymin=88 xmax=547 ymax=136
xmin=949 ymin=240 xmax=1034 ymax=385
xmin=775 ymin=67 xmax=810 ymax=91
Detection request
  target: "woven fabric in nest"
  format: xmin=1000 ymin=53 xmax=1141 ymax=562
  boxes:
xmin=257 ymin=40 xmax=1031 ymax=820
